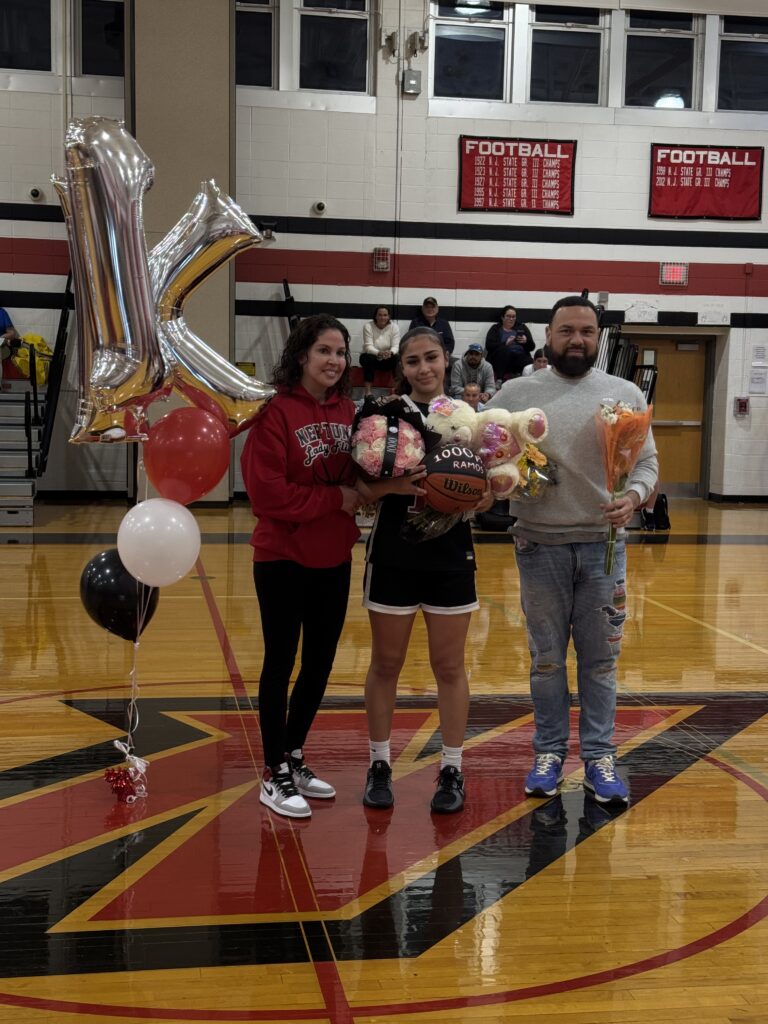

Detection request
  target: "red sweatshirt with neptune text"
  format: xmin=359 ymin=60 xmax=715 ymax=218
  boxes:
xmin=240 ymin=385 xmax=360 ymax=568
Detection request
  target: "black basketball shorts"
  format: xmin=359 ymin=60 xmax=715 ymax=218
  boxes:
xmin=363 ymin=561 xmax=479 ymax=615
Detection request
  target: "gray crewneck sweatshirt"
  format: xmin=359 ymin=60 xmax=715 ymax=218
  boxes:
xmin=485 ymin=367 xmax=659 ymax=544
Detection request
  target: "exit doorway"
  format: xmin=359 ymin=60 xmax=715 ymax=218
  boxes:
xmin=621 ymin=329 xmax=722 ymax=497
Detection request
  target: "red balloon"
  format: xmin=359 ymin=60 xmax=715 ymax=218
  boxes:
xmin=144 ymin=408 xmax=230 ymax=504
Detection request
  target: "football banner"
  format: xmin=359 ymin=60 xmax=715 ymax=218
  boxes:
xmin=649 ymin=144 xmax=764 ymax=220
xmin=459 ymin=136 xmax=576 ymax=215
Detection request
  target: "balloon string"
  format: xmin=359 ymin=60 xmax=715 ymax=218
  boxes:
xmin=126 ymin=439 xmax=150 ymax=752
xmin=111 ymin=637 xmax=148 ymax=802
xmin=126 ymin=639 xmax=141 ymax=751
xmin=137 ymin=443 xmax=149 ymax=504
xmin=116 ymin=440 xmax=150 ymax=797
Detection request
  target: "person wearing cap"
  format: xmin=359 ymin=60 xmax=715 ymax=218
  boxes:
xmin=449 ymin=342 xmax=496 ymax=402
xmin=409 ymin=297 xmax=455 ymax=355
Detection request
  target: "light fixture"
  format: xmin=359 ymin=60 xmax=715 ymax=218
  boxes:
xmin=654 ymin=91 xmax=685 ymax=109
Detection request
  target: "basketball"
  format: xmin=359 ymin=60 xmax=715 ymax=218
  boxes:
xmin=423 ymin=444 xmax=487 ymax=514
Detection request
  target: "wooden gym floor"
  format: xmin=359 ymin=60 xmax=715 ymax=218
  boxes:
xmin=0 ymin=498 xmax=766 ymax=1024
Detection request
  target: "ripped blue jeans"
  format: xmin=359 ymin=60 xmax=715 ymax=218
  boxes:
xmin=514 ymin=538 xmax=627 ymax=761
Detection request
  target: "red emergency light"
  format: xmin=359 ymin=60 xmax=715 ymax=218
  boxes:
xmin=659 ymin=262 xmax=689 ymax=286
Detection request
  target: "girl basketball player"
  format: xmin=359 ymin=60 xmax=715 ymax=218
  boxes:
xmin=359 ymin=327 xmax=493 ymax=815
xmin=242 ymin=315 xmax=422 ymax=820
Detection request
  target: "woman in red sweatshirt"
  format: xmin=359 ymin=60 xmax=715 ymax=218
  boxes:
xmin=241 ymin=314 xmax=360 ymax=818
xmin=242 ymin=315 xmax=423 ymax=819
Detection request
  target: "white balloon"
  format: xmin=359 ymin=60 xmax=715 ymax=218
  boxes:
xmin=117 ymin=498 xmax=201 ymax=587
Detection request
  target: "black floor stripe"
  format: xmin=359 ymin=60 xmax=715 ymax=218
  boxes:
xmin=1 ymin=531 xmax=767 ymax=547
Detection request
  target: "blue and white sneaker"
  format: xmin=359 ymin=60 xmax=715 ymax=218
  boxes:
xmin=524 ymin=753 xmax=564 ymax=797
xmin=583 ymin=756 xmax=629 ymax=805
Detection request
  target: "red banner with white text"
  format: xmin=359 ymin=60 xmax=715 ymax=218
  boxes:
xmin=649 ymin=144 xmax=764 ymax=220
xmin=459 ymin=136 xmax=576 ymax=215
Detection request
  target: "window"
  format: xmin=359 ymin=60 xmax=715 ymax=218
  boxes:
xmin=299 ymin=0 xmax=369 ymax=92
xmin=530 ymin=6 xmax=604 ymax=105
xmin=625 ymin=10 xmax=698 ymax=109
xmin=0 ymin=0 xmax=51 ymax=71
xmin=433 ymin=1 xmax=511 ymax=101
xmin=236 ymin=1 xmax=275 ymax=88
xmin=81 ymin=0 xmax=124 ymax=77
xmin=718 ymin=16 xmax=768 ymax=112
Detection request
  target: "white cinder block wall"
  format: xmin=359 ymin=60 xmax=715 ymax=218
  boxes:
xmin=1 ymin=2 xmax=766 ymax=497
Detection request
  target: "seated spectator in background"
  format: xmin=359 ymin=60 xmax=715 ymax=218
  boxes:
xmin=360 ymin=305 xmax=400 ymax=395
xmin=450 ymin=342 xmax=495 ymax=402
xmin=409 ymin=296 xmax=455 ymax=354
xmin=0 ymin=308 xmax=18 ymax=343
xmin=522 ymin=348 xmax=550 ymax=376
xmin=0 ymin=309 xmax=19 ymax=381
xmin=462 ymin=383 xmax=484 ymax=411
xmin=485 ymin=305 xmax=534 ymax=381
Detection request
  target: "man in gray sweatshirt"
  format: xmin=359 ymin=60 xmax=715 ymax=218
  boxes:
xmin=449 ymin=343 xmax=496 ymax=402
xmin=485 ymin=295 xmax=658 ymax=807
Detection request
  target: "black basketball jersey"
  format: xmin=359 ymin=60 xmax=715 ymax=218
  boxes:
xmin=365 ymin=401 xmax=476 ymax=573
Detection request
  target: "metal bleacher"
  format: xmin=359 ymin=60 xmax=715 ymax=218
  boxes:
xmin=0 ymin=275 xmax=71 ymax=526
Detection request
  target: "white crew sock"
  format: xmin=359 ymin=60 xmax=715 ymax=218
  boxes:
xmin=441 ymin=744 xmax=463 ymax=771
xmin=369 ymin=739 xmax=391 ymax=766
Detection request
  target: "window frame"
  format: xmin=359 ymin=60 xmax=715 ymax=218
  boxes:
xmin=527 ymin=5 xmax=609 ymax=107
xmin=0 ymin=0 xmax=54 ymax=74
xmin=75 ymin=0 xmax=125 ymax=79
xmin=716 ymin=14 xmax=768 ymax=113
xmin=429 ymin=1 xmax=514 ymax=103
xmin=623 ymin=9 xmax=705 ymax=111
xmin=235 ymin=0 xmax=277 ymax=90
xmin=293 ymin=0 xmax=373 ymax=95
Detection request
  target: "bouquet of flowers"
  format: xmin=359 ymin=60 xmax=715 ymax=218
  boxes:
xmin=515 ymin=442 xmax=557 ymax=501
xmin=351 ymin=396 xmax=434 ymax=479
xmin=596 ymin=399 xmax=653 ymax=574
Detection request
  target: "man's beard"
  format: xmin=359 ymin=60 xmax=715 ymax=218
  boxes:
xmin=549 ymin=348 xmax=597 ymax=377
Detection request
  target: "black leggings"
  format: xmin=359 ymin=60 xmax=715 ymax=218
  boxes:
xmin=359 ymin=352 xmax=397 ymax=383
xmin=254 ymin=559 xmax=351 ymax=768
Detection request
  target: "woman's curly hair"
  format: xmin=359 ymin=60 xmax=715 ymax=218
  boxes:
xmin=271 ymin=314 xmax=351 ymax=396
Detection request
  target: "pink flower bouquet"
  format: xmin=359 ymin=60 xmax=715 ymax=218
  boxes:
xmin=351 ymin=415 xmax=425 ymax=478
xmin=351 ymin=396 xmax=432 ymax=479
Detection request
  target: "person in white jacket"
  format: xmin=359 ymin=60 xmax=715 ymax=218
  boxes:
xmin=360 ymin=306 xmax=400 ymax=395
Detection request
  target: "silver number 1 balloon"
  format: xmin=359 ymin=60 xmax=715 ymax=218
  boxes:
xmin=53 ymin=117 xmax=273 ymax=442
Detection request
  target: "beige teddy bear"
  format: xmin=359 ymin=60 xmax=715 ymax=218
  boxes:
xmin=425 ymin=396 xmax=478 ymax=446
xmin=474 ymin=407 xmax=548 ymax=498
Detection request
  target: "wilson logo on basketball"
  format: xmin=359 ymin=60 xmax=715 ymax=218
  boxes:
xmin=424 ymin=444 xmax=486 ymax=514
xmin=441 ymin=478 xmax=484 ymax=496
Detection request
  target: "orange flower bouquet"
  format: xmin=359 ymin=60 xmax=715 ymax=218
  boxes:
xmin=596 ymin=400 xmax=653 ymax=574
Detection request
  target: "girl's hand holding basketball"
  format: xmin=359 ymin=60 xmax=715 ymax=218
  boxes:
xmin=386 ymin=466 xmax=427 ymax=497
xmin=472 ymin=483 xmax=495 ymax=514
xmin=356 ymin=467 xmax=426 ymax=502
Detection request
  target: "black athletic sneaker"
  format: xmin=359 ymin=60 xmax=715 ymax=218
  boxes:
xmin=430 ymin=765 xmax=465 ymax=814
xmin=363 ymin=759 xmax=394 ymax=809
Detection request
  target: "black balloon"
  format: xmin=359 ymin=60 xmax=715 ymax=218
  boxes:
xmin=80 ymin=549 xmax=159 ymax=641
